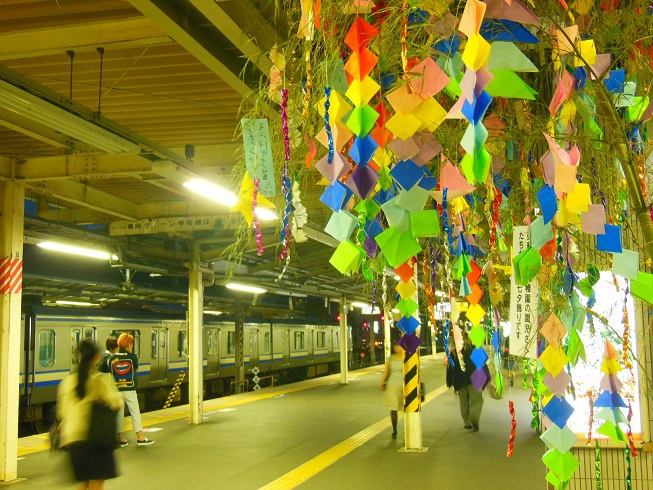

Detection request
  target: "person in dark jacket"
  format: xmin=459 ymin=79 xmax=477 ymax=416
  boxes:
xmin=99 ymin=336 xmax=118 ymax=374
xmin=109 ymin=333 xmax=154 ymax=447
xmin=445 ymin=332 xmax=483 ymax=431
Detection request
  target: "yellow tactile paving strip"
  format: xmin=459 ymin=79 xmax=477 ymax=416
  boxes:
xmin=17 ymin=367 xmax=381 ymax=457
xmin=258 ymin=383 xmax=449 ymax=490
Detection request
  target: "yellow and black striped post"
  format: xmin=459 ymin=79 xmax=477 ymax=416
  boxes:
xmin=403 ymin=351 xmax=423 ymax=450
xmin=163 ymin=370 xmax=187 ymax=409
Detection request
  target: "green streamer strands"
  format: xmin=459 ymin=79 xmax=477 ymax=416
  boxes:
xmin=595 ymin=440 xmax=603 ymax=490
xmin=625 ymin=445 xmax=632 ymax=490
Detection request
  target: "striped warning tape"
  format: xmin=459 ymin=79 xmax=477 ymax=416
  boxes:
xmin=403 ymin=352 xmax=420 ymax=412
xmin=163 ymin=370 xmax=186 ymax=409
xmin=0 ymin=257 xmax=22 ymax=294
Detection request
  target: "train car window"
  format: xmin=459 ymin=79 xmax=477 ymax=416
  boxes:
xmin=316 ymin=331 xmax=325 ymax=349
xmin=294 ymin=331 xmax=305 ymax=350
xmin=39 ymin=330 xmax=55 ymax=367
xmin=227 ymin=331 xmax=235 ymax=354
xmin=263 ymin=332 xmax=270 ymax=353
xmin=160 ymin=330 xmax=167 ymax=359
xmin=178 ymin=331 xmax=188 ymax=357
xmin=151 ymin=331 xmax=158 ymax=359
xmin=71 ymin=329 xmax=81 ymax=365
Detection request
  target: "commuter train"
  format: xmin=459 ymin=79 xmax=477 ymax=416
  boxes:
xmin=19 ymin=304 xmax=344 ymax=429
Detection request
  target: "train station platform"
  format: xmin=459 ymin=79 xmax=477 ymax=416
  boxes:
xmin=9 ymin=356 xmax=544 ymax=489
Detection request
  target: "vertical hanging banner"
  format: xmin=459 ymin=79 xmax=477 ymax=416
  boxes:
xmin=509 ymin=226 xmax=538 ymax=359
xmin=0 ymin=257 xmax=22 ymax=294
xmin=241 ymin=118 xmax=276 ymax=197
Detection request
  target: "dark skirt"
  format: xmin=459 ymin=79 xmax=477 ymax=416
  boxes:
xmin=67 ymin=441 xmax=118 ymax=482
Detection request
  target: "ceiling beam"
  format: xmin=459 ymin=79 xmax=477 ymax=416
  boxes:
xmin=128 ymin=0 xmax=259 ymax=99
xmin=0 ymin=17 xmax=171 ymax=61
xmin=30 ymin=180 xmax=138 ymax=221
xmin=14 ymin=153 xmax=155 ymax=181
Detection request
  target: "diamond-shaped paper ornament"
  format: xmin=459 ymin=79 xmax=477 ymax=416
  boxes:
xmin=315 ymin=151 xmax=351 ymax=184
xmin=320 ymin=181 xmax=353 ymax=212
xmin=540 ymin=424 xmax=579 ymax=453
xmin=348 ymin=134 xmax=379 ymax=166
xmin=412 ymin=97 xmax=448 ymax=133
xmin=470 ymin=366 xmax=490 ymax=391
xmin=345 ymin=76 xmax=381 ymax=106
xmin=540 ymin=313 xmax=567 ymax=348
xmin=543 ymin=370 xmax=572 ymax=397
xmin=542 ymin=449 xmax=580 ymax=482
xmin=346 ymin=163 xmax=379 ymax=200
xmin=459 ymin=276 xmax=472 ymax=296
xmin=386 ymin=84 xmax=425 ymax=115
xmin=539 ymin=345 xmax=569 ymax=377
xmin=344 ymin=15 xmax=379 ymax=51
xmin=597 ymin=421 xmax=626 ymax=444
xmin=542 ymin=395 xmax=575 ymax=429
xmin=599 ymin=373 xmax=623 ymax=393
xmin=412 ymin=131 xmax=443 ymax=165
xmin=390 ymin=159 xmax=424 ymax=191
xmin=398 ymin=332 xmax=422 ymax=355
xmin=329 ymin=240 xmax=364 ymax=276
xmin=468 ymin=325 xmax=486 ymax=348
xmin=396 ymin=279 xmax=417 ymax=299
xmin=469 ymin=345 xmax=489 ymax=368
xmin=395 ymin=185 xmax=430 ymax=213
xmin=397 ymin=315 xmax=420 ymax=335
xmin=316 ymin=90 xmax=352 ymax=120
xmin=595 ymin=406 xmax=629 ymax=426
xmin=385 ymin=112 xmax=422 ymax=140
xmin=594 ymin=390 xmax=628 ymax=409
xmin=315 ymin=122 xmax=354 ymax=151
xmin=388 ymin=137 xmax=420 ymax=161
xmin=395 ymin=261 xmax=414 ymax=282
xmin=345 ymin=105 xmax=379 ymax=137
xmin=344 ymin=48 xmax=379 ymax=81
xmin=324 ymin=209 xmax=358 ymax=242
xmin=466 ymin=283 xmax=483 ymax=305
xmin=410 ymin=57 xmax=450 ymax=99
xmin=396 ymin=298 xmax=419 ymax=318
xmin=466 ymin=303 xmax=486 ymax=326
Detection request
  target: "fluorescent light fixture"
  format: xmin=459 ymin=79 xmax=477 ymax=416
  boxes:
xmin=37 ymin=241 xmax=111 ymax=260
xmin=203 ymin=310 xmax=223 ymax=316
xmin=351 ymin=301 xmax=368 ymax=309
xmin=55 ymin=300 xmax=97 ymax=306
xmin=392 ymin=308 xmax=400 ymax=313
xmin=184 ymin=179 xmax=278 ymax=221
xmin=275 ymin=290 xmax=308 ymax=298
xmin=226 ymin=282 xmax=267 ymax=294
xmin=0 ymin=80 xmax=141 ymax=154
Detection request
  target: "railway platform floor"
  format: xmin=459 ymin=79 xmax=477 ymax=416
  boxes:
xmin=7 ymin=355 xmax=544 ymax=489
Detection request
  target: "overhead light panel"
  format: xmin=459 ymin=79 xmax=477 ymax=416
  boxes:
xmin=184 ymin=179 xmax=277 ymax=221
xmin=37 ymin=241 xmax=113 ymax=260
xmin=55 ymin=300 xmax=98 ymax=307
xmin=0 ymin=79 xmax=141 ymax=154
xmin=203 ymin=310 xmax=223 ymax=316
xmin=226 ymin=283 xmax=267 ymax=294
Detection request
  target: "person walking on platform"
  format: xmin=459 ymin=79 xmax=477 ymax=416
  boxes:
xmin=99 ymin=336 xmax=118 ymax=374
xmin=109 ymin=333 xmax=154 ymax=447
xmin=380 ymin=343 xmax=405 ymax=439
xmin=57 ymin=340 xmax=124 ymax=489
xmin=445 ymin=331 xmax=483 ymax=431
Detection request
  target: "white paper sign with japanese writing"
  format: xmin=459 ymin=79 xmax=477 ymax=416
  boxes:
xmin=509 ymin=226 xmax=538 ymax=359
xmin=241 ymin=118 xmax=276 ymax=197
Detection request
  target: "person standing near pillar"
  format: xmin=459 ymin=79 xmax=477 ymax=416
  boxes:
xmin=109 ymin=333 xmax=154 ymax=447
xmin=381 ymin=343 xmax=405 ymax=439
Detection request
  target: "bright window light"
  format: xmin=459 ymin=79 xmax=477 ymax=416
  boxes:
xmin=184 ymin=179 xmax=277 ymax=220
xmin=37 ymin=241 xmax=111 ymax=260
xmin=392 ymin=308 xmax=400 ymax=313
xmin=55 ymin=300 xmax=97 ymax=306
xmin=351 ymin=301 xmax=368 ymax=309
xmin=226 ymin=283 xmax=267 ymax=294
xmin=203 ymin=310 xmax=223 ymax=316
xmin=393 ymin=275 xmax=400 ymax=281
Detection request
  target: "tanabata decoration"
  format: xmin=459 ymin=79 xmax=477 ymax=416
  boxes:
xmin=230 ymin=171 xmax=276 ymax=226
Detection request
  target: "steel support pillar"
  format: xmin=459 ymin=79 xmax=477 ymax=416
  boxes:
xmin=188 ymin=243 xmax=204 ymax=425
xmin=0 ymin=181 xmax=24 ymax=482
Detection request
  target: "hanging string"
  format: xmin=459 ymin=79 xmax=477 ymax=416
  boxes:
xmin=281 ymin=88 xmax=291 ymax=161
xmin=400 ymin=0 xmax=408 ymax=77
xmin=96 ymin=48 xmax=105 ymax=116
xmin=66 ymin=50 xmax=75 ymax=99
xmin=507 ymin=400 xmax=516 ymax=457
xmin=252 ymin=178 xmax=264 ymax=256
xmin=324 ymin=87 xmax=334 ymax=164
xmin=443 ymin=318 xmax=454 ymax=367
xmin=279 ymin=88 xmax=292 ymax=263
xmin=586 ymin=393 xmax=595 ymax=445
xmin=625 ymin=444 xmax=632 ymax=490
xmin=442 ymin=188 xmax=454 ymax=253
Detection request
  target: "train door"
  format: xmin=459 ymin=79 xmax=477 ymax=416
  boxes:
xmin=282 ymin=329 xmax=290 ymax=365
xmin=205 ymin=328 xmax=220 ymax=374
xmin=149 ymin=327 xmax=168 ymax=384
xmin=306 ymin=328 xmax=314 ymax=362
xmin=249 ymin=328 xmax=260 ymax=366
xmin=328 ymin=329 xmax=334 ymax=356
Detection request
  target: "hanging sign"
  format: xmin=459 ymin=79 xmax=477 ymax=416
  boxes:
xmin=509 ymin=226 xmax=538 ymax=359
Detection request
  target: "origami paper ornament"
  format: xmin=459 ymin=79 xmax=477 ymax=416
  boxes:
xmin=381 ymin=197 xmax=411 ymax=233
xmin=630 ymin=271 xmax=653 ymax=303
xmin=396 ymin=278 xmax=417 ymax=299
xmin=487 ymin=41 xmax=538 ymax=72
xmin=480 ymin=19 xmax=540 ymax=44
xmin=363 ymin=216 xmax=383 ymax=238
xmin=397 ymin=315 xmax=420 ymax=335
xmin=590 ymin=53 xmax=611 ymax=80
xmin=540 ymin=425 xmax=578 ymax=454
xmin=396 ymin=298 xmax=419 ymax=318
xmin=387 ymin=137 xmax=420 ymax=161
xmin=543 ymin=396 xmax=575 ymax=429
xmin=386 ymin=84 xmax=425 ymax=115
xmin=315 ymin=152 xmax=351 ymax=184
xmin=385 ymin=112 xmax=423 ymax=140
xmin=344 ymin=15 xmax=378 ymax=50
xmin=470 ymin=365 xmax=490 ymax=391
xmin=580 ymin=204 xmax=606 ymax=235
xmin=512 ymin=246 xmax=541 ymax=286
xmin=394 ymin=186 xmax=429 ymax=214
xmin=375 ymin=227 xmax=422 ymax=268
xmin=542 ymin=449 xmax=580 ymax=482
xmin=556 ymin=25 xmax=578 ymax=55
xmin=329 ymin=240 xmax=364 ymax=275
xmin=467 ymin=260 xmax=481 ymax=284
xmin=566 ymin=328 xmax=586 ymax=365
xmin=539 ymin=346 xmax=569 ymax=377
xmin=411 ymin=131 xmax=442 ymax=165
xmin=543 ymin=370 xmax=572 ymax=397
xmin=409 ymin=57 xmax=450 ymax=99
xmin=554 ymin=163 xmax=577 ymax=194
xmin=537 ymin=185 xmax=558 ymax=224
xmin=325 ymin=209 xmax=358 ymax=242
xmin=466 ymin=303 xmax=486 ymax=326
xmin=597 ymin=421 xmax=626 ymax=444
xmin=390 ymin=159 xmax=424 ymax=191
xmin=431 ymin=159 xmax=476 ymax=201
xmin=468 ymin=326 xmax=487 ymax=349
xmin=344 ymin=49 xmax=379 ymax=81
xmin=345 ymin=77 xmax=381 ymax=106
xmin=459 ymin=276 xmax=472 ymax=297
xmin=410 ymin=209 xmax=440 ymax=238
xmin=530 ymin=216 xmax=554 ymax=251
xmin=355 ymin=199 xmax=381 ymax=220
xmin=363 ymin=236 xmax=379 ymax=258
xmin=320 ymin=181 xmax=353 ymax=212
xmin=346 ymin=105 xmax=379 ymax=137
xmin=458 ymin=0 xmax=486 ymax=37
xmin=596 ymin=224 xmax=622 ymax=253
xmin=595 ymin=406 xmax=629 ymax=426
xmin=462 ymin=33 xmax=492 ymax=71
xmin=316 ymin=122 xmax=354 ymax=151
xmin=549 ymin=71 xmax=575 ymax=116
xmin=395 ymin=260 xmax=414 ymax=282
xmin=594 ymin=390 xmax=628 ymax=409
xmin=230 ymin=172 xmax=276 ymax=226
xmin=346 ymin=161 xmax=379 ymax=200
xmin=611 ymin=249 xmax=639 ymax=280
xmin=397 ymin=332 xmax=422 ymax=354
xmin=316 ymin=90 xmax=352 ymax=120
xmin=540 ymin=313 xmax=567 ymax=348
xmin=466 ymin=283 xmax=484 ymax=305
xmin=484 ymin=0 xmax=540 ymax=25
xmin=600 ymin=374 xmax=623 ymax=393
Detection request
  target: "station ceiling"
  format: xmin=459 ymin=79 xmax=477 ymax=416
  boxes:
xmin=0 ymin=0 xmax=376 ymax=318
